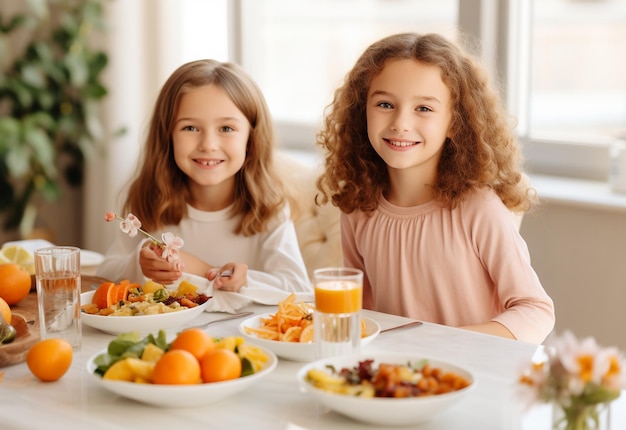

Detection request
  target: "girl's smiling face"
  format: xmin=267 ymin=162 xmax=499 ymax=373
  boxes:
xmin=172 ymin=84 xmax=250 ymax=209
xmin=366 ymin=59 xmax=452 ymax=178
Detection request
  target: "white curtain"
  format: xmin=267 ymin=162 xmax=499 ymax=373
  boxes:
xmin=83 ymin=0 xmax=186 ymax=254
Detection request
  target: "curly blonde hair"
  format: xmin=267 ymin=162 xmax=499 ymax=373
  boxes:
xmin=124 ymin=59 xmax=288 ymax=235
xmin=316 ymin=33 xmax=535 ymax=214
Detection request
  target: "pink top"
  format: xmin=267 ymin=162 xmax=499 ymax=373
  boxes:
xmin=341 ymin=188 xmax=555 ymax=344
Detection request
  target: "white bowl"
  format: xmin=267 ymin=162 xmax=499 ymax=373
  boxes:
xmin=86 ymin=346 xmax=278 ymax=407
xmin=238 ymin=314 xmax=380 ymax=362
xmin=297 ymin=353 xmax=475 ymax=426
xmin=81 ymin=274 xmax=212 ymax=335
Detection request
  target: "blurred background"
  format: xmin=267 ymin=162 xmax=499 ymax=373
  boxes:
xmin=1 ymin=0 xmax=625 ymax=348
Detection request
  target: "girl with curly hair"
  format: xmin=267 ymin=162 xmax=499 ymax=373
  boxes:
xmin=316 ymin=33 xmax=554 ymax=343
xmin=98 ymin=59 xmax=310 ymax=295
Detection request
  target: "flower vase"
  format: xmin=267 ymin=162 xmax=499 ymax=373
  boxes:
xmin=552 ymin=402 xmax=611 ymax=430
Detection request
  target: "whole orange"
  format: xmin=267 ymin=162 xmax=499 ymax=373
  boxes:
xmin=26 ymin=338 xmax=73 ymax=382
xmin=0 ymin=297 xmax=11 ymax=324
xmin=200 ymin=348 xmax=242 ymax=383
xmin=0 ymin=263 xmax=31 ymax=305
xmin=152 ymin=349 xmax=201 ymax=385
xmin=170 ymin=328 xmax=215 ymax=360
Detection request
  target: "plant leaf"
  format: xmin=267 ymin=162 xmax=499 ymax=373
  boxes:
xmin=21 ymin=63 xmax=47 ymax=88
xmin=66 ymin=52 xmax=89 ymax=88
xmin=6 ymin=145 xmax=30 ymax=178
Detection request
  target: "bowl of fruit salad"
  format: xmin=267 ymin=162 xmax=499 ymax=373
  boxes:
xmin=87 ymin=329 xmax=277 ymax=407
xmin=297 ymin=353 xmax=474 ymax=426
xmin=80 ymin=273 xmax=212 ymax=335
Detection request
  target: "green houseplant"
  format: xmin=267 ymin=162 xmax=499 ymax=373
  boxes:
xmin=0 ymin=0 xmax=109 ymax=238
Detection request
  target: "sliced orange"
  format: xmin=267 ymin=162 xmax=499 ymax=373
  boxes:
xmin=92 ymin=282 xmax=114 ymax=309
xmin=92 ymin=280 xmax=137 ymax=309
xmin=106 ymin=284 xmax=122 ymax=308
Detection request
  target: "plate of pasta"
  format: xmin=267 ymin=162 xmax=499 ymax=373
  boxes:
xmin=81 ymin=274 xmax=212 ymax=335
xmin=238 ymin=295 xmax=380 ymax=361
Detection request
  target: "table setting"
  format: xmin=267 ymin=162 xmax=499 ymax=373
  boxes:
xmin=1 ymin=260 xmax=625 ymax=430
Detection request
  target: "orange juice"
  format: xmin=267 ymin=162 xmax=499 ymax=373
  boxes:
xmin=314 ymin=281 xmax=362 ymax=314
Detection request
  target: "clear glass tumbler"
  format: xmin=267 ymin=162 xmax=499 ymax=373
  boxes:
xmin=34 ymin=246 xmax=82 ymax=349
xmin=313 ymin=267 xmax=363 ymax=359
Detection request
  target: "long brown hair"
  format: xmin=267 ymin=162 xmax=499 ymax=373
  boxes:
xmin=316 ymin=32 xmax=536 ymax=214
xmin=124 ymin=59 xmax=287 ymax=235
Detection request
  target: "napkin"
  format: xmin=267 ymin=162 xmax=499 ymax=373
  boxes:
xmin=205 ymin=285 xmax=314 ymax=314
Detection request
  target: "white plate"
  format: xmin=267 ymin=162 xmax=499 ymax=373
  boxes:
xmin=2 ymin=240 xmax=104 ymax=268
xmin=238 ymin=314 xmax=380 ymax=362
xmin=1 ymin=239 xmax=54 ymax=253
xmin=86 ymin=345 xmax=277 ymax=407
xmin=297 ymin=353 xmax=475 ymax=426
xmin=81 ymin=275 xmax=212 ymax=335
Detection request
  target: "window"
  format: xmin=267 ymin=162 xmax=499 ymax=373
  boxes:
xmin=178 ymin=0 xmax=625 ymax=181
xmin=519 ymin=0 xmax=626 ymax=180
xmin=528 ymin=0 xmax=626 ymax=143
xmin=238 ymin=0 xmax=458 ymax=148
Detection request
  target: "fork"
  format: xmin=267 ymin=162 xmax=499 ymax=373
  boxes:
xmin=214 ymin=269 xmax=233 ymax=280
xmin=191 ymin=311 xmax=254 ymax=329
xmin=380 ymin=321 xmax=423 ymax=333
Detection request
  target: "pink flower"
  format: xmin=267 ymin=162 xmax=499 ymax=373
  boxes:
xmin=160 ymin=232 xmax=185 ymax=263
xmin=120 ymin=214 xmax=142 ymax=238
xmin=518 ymin=330 xmax=625 ymax=412
xmin=104 ymin=211 xmax=184 ymax=263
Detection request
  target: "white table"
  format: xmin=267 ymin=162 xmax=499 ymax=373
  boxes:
xmin=1 ymin=305 xmax=623 ymax=430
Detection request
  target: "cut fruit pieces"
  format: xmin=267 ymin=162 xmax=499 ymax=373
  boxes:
xmin=92 ymin=282 xmax=115 ymax=309
xmin=0 ymin=245 xmax=35 ymax=275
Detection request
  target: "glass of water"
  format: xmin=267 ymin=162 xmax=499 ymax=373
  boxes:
xmin=34 ymin=246 xmax=82 ymax=349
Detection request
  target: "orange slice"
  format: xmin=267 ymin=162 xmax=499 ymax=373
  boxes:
xmin=92 ymin=282 xmax=115 ymax=309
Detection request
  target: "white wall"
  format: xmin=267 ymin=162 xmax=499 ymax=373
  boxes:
xmin=521 ymin=203 xmax=626 ymax=351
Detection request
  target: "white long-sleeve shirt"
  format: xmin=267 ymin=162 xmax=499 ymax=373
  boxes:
xmin=97 ymin=204 xmax=312 ymax=295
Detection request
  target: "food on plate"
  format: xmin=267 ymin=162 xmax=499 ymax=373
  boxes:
xmin=153 ymin=349 xmax=201 ymax=385
xmin=242 ymin=293 xmax=367 ymax=343
xmin=170 ymin=327 xmax=215 ymax=360
xmin=81 ymin=279 xmax=210 ymax=317
xmin=305 ymin=359 xmax=471 ymax=398
xmin=242 ymin=293 xmax=313 ymax=342
xmin=93 ymin=330 xmax=270 ymax=385
xmin=26 ymin=338 xmax=73 ymax=382
xmin=0 ymin=262 xmax=32 ymax=305
xmin=200 ymin=348 xmax=241 ymax=383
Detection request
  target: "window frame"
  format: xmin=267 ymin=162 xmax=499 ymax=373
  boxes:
xmin=230 ymin=0 xmax=612 ymax=181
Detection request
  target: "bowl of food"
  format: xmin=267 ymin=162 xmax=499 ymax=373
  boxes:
xmin=81 ymin=274 xmax=212 ymax=335
xmin=297 ymin=353 xmax=474 ymax=426
xmin=87 ymin=331 xmax=278 ymax=407
xmin=239 ymin=312 xmax=380 ymax=362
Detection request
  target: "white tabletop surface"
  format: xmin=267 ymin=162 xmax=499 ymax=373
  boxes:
xmin=1 ymin=305 xmax=624 ymax=430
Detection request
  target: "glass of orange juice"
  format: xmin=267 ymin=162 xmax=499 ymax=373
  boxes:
xmin=313 ymin=267 xmax=363 ymax=359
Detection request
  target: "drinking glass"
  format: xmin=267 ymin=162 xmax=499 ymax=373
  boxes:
xmin=313 ymin=267 xmax=363 ymax=359
xmin=34 ymin=246 xmax=82 ymax=349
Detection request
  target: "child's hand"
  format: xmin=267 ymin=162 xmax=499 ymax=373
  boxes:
xmin=207 ymin=263 xmax=248 ymax=292
xmin=139 ymin=243 xmax=184 ymax=284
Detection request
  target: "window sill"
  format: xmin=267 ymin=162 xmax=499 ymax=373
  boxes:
xmin=529 ymin=174 xmax=626 ymax=214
